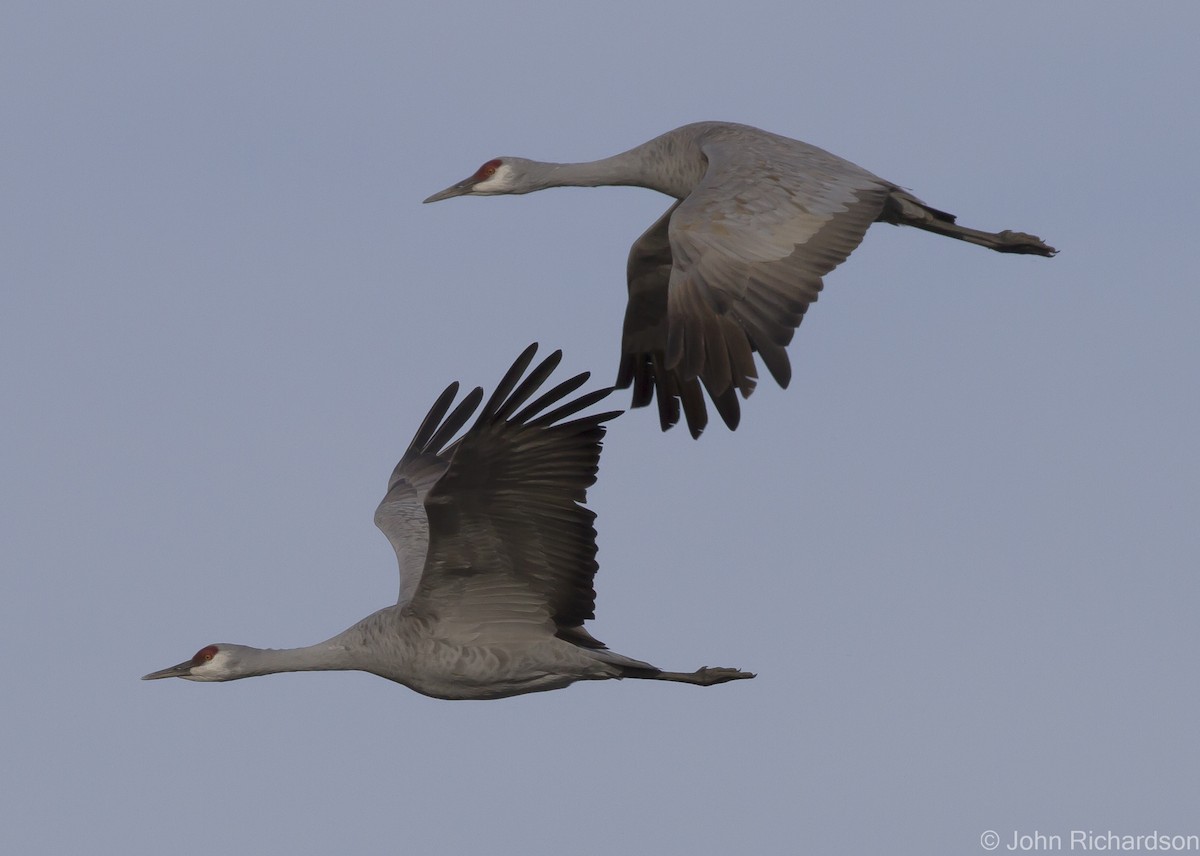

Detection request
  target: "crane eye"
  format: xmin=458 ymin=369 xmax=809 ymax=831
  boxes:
xmin=192 ymin=644 xmax=219 ymax=665
xmin=474 ymin=159 xmax=502 ymax=180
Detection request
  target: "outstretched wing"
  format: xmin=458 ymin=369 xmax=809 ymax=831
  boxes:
xmin=401 ymin=344 xmax=621 ymax=637
xmin=619 ymin=126 xmax=893 ymax=437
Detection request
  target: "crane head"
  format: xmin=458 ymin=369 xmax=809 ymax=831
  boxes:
xmin=142 ymin=643 xmax=243 ymax=682
xmin=423 ymin=158 xmax=530 ymax=202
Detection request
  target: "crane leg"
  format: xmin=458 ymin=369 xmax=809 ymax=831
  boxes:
xmin=881 ymin=189 xmax=1057 ymax=256
xmin=624 ymin=665 xmax=755 ymax=685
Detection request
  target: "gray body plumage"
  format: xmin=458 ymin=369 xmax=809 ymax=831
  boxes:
xmin=143 ymin=345 xmax=753 ymax=700
xmin=425 ymin=121 xmax=1057 ymax=437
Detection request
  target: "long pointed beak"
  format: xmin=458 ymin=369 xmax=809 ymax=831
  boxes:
xmin=423 ymin=178 xmax=475 ymax=204
xmin=142 ymin=660 xmax=193 ymax=680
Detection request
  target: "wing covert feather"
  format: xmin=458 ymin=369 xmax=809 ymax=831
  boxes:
xmin=665 ymin=133 xmax=892 ymax=387
xmin=618 ymin=125 xmax=893 ymax=436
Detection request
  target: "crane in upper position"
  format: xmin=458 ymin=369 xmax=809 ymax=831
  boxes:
xmin=425 ymin=121 xmax=1057 ymax=438
xmin=143 ymin=344 xmax=753 ymax=699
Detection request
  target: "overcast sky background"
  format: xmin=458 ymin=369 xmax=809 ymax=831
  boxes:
xmin=3 ymin=3 xmax=1198 ymax=854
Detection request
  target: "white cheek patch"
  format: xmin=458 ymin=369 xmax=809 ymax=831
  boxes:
xmin=473 ymin=163 xmax=515 ymax=193
xmin=184 ymin=651 xmax=230 ymax=680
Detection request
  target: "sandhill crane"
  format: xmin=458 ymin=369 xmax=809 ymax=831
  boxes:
xmin=143 ymin=345 xmax=753 ymax=699
xmin=425 ymin=121 xmax=1057 ymax=438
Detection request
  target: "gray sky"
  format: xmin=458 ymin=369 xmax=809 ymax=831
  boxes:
xmin=3 ymin=3 xmax=1198 ymax=854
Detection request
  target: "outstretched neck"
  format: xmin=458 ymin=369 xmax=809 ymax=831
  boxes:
xmin=529 ymin=137 xmax=702 ymax=199
xmin=537 ymin=151 xmax=657 ymax=191
xmin=236 ymin=637 xmax=362 ymax=678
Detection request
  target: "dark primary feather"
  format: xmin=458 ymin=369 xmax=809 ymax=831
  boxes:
xmin=618 ymin=202 xmax=740 ymax=438
xmin=382 ymin=345 xmax=621 ymax=633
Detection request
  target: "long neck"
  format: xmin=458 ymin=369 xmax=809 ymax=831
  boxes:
xmin=538 ymin=151 xmax=657 ymax=190
xmin=530 ymin=136 xmax=704 ymax=199
xmin=238 ymin=636 xmax=362 ymax=677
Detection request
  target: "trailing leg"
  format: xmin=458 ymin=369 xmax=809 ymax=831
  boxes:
xmin=624 ymin=665 xmax=755 ymax=685
xmin=881 ymin=189 xmax=1057 ymax=256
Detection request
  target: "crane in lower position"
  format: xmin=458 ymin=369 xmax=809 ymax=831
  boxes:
xmin=143 ymin=344 xmax=753 ymax=700
xmin=425 ymin=121 xmax=1057 ymax=438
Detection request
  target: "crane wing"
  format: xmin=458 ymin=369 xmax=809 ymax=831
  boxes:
xmin=618 ymin=202 xmax=741 ymax=438
xmin=389 ymin=344 xmax=621 ymax=638
xmin=374 ymin=378 xmax=485 ymax=607
xmin=620 ymin=127 xmax=893 ymax=437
